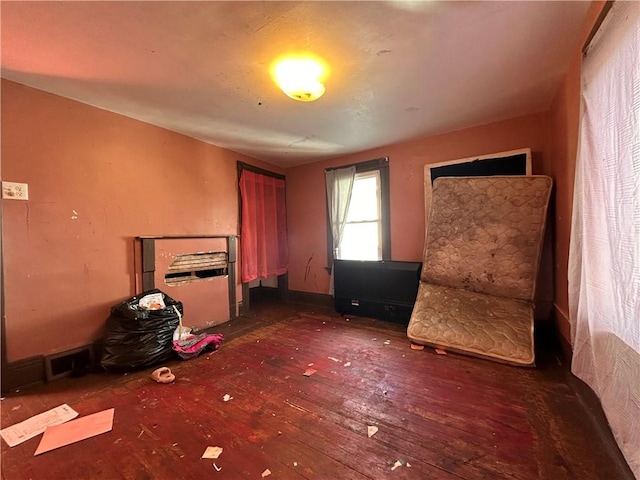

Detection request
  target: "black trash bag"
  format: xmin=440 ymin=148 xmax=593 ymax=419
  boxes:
xmin=100 ymin=289 xmax=183 ymax=371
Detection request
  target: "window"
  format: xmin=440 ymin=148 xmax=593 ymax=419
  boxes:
xmin=326 ymin=157 xmax=390 ymax=270
xmin=339 ymin=171 xmax=381 ymax=260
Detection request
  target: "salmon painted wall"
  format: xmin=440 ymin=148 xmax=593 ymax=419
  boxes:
xmin=286 ymin=112 xmax=550 ymax=296
xmin=1 ymin=80 xmax=281 ymax=362
xmin=547 ymin=2 xmax=607 ymax=348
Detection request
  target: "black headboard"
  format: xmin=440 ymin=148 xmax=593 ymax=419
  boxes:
xmin=429 ymin=152 xmax=528 ymax=184
xmin=424 ymin=148 xmax=532 ymax=223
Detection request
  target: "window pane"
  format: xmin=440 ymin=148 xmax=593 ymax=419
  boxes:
xmin=339 ymin=222 xmax=380 ymax=260
xmin=346 ymin=173 xmax=380 ymax=222
xmin=325 ymin=158 xmax=390 ymax=267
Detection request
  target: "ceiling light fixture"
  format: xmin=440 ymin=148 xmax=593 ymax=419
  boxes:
xmin=272 ymin=56 xmax=328 ymax=102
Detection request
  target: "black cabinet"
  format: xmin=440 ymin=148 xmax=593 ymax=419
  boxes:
xmin=333 ymin=260 xmax=422 ymax=324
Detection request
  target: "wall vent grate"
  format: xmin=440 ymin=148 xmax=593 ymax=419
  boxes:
xmin=44 ymin=345 xmax=94 ymax=381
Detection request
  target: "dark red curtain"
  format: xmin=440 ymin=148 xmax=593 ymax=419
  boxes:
xmin=239 ymin=170 xmax=288 ymax=283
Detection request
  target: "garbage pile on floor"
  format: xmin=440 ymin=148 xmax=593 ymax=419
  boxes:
xmin=100 ymin=289 xmax=223 ymax=371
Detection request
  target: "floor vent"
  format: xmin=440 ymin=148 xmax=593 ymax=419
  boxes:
xmin=164 ymin=251 xmax=228 ymax=286
xmin=44 ymin=345 xmax=94 ymax=381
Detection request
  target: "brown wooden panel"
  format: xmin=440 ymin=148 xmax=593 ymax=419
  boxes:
xmin=140 ymin=238 xmax=155 ymax=273
xmin=142 ymin=271 xmax=155 ymax=292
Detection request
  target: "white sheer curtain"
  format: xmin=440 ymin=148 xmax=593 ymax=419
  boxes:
xmin=569 ymin=2 xmax=639 ymax=476
xmin=325 ymin=166 xmax=356 ymax=295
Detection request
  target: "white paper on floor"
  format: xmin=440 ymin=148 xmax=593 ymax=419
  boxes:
xmin=202 ymin=446 xmax=223 ymax=459
xmin=0 ymin=404 xmax=79 ymax=447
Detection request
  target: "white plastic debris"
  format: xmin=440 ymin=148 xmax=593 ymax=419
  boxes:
xmin=202 ymin=446 xmax=223 ymax=459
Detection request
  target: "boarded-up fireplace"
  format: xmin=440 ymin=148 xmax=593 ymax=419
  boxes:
xmin=164 ymin=251 xmax=228 ymax=286
xmin=136 ymin=235 xmax=238 ymax=330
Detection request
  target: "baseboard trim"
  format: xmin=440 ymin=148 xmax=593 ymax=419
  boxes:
xmin=569 ymin=374 xmax=636 ymax=479
xmin=2 ymin=339 xmax=105 ymax=393
xmin=553 ymin=304 xmax=573 ymax=364
xmin=2 ymin=355 xmax=45 ymax=393
xmin=287 ymin=290 xmax=333 ymax=309
xmin=557 ymin=331 xmax=572 ymax=365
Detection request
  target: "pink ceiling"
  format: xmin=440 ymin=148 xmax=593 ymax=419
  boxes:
xmin=1 ymin=1 xmax=591 ymax=168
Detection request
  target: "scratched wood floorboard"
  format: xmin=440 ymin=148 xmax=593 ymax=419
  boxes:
xmin=0 ymin=299 xmax=632 ymax=480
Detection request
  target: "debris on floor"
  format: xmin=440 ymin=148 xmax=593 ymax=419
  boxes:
xmin=150 ymin=367 xmax=175 ymax=384
xmin=261 ymin=468 xmax=272 ymax=477
xmin=389 ymin=459 xmax=411 ymax=471
xmin=343 ymin=362 xmax=351 ymax=367
xmin=327 ymin=356 xmax=341 ymax=362
xmin=201 ymin=446 xmax=223 ymax=459
xmin=34 ymin=408 xmax=114 ymax=456
xmin=0 ymin=404 xmax=78 ymax=447
xmin=435 ymin=349 xmax=447 ymax=355
xmin=383 ymin=340 xmax=391 ymax=345
xmin=410 ymin=343 xmax=425 ymax=351
xmin=213 ymin=463 xmax=222 ymax=471
xmin=367 ymin=426 xmax=378 ymax=438
xmin=303 ymin=368 xmax=317 ymax=377
xmin=223 ymin=394 xmax=233 ymax=402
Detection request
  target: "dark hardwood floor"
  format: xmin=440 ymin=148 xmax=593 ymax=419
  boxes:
xmin=1 ymin=299 xmax=633 ymax=479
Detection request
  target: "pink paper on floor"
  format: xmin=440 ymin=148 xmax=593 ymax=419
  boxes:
xmin=34 ymin=408 xmax=114 ymax=456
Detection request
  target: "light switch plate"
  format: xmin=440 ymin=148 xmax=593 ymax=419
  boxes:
xmin=2 ymin=181 xmax=29 ymax=200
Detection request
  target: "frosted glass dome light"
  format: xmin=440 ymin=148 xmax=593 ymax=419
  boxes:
xmin=272 ymin=56 xmax=328 ymax=102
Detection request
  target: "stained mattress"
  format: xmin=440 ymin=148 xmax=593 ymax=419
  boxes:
xmin=407 ymin=283 xmax=535 ymax=366
xmin=408 ymin=175 xmax=552 ymax=366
